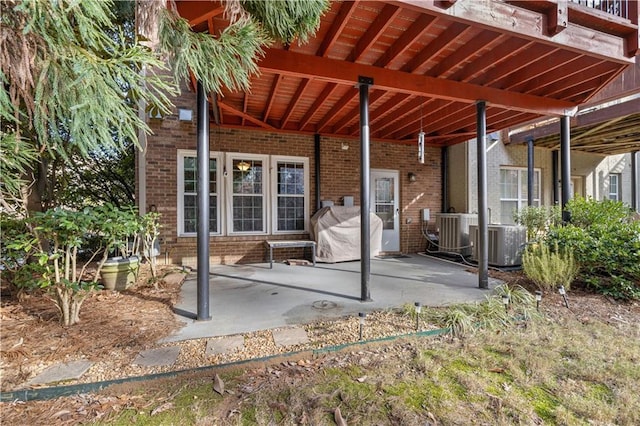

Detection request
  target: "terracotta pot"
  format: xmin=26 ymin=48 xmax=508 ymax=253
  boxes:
xmin=100 ymin=256 xmax=140 ymax=291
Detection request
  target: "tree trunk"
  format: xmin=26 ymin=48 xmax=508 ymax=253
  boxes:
xmin=56 ymin=285 xmax=71 ymax=326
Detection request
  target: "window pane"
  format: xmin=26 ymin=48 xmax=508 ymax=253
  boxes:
xmin=277 ymin=196 xmax=304 ymax=231
xmin=500 ymin=170 xmax=518 ymax=199
xmin=500 ymin=201 xmax=517 ymax=225
xmin=376 ymin=178 xmax=393 ymax=203
xmin=184 ymin=195 xmax=197 ymax=233
xmin=182 ymin=156 xmax=218 ymax=234
xmin=232 ymin=195 xmax=263 ymax=232
xmin=233 ymin=160 xmax=263 ymax=194
xmin=278 ymin=162 xmax=304 ymax=195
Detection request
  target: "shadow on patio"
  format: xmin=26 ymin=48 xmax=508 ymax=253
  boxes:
xmin=163 ymin=254 xmax=499 ymax=342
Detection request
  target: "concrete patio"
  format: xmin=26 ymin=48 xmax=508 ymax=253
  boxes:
xmin=163 ymin=254 xmax=500 ymax=342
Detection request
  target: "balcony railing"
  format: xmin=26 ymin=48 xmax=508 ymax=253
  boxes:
xmin=570 ymin=0 xmax=631 ymax=20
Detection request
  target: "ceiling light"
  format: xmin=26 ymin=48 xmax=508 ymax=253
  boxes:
xmin=237 ymin=161 xmax=250 ymax=172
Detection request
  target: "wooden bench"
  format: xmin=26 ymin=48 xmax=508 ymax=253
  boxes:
xmin=265 ymin=240 xmax=316 ymax=269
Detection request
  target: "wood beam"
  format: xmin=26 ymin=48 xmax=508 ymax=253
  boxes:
xmin=298 ymin=83 xmax=339 ymax=131
xmin=349 ymin=4 xmax=401 ymax=62
xmin=529 ymin=61 xmax=617 ymax=97
xmin=280 ymin=79 xmax=311 ymax=128
xmin=218 ymin=101 xmax=275 ymax=130
xmin=448 ymin=37 xmax=530 ymax=83
xmin=475 ymin=45 xmax=558 ymax=87
xmin=426 ymin=29 xmax=500 ymax=78
xmin=498 ymin=51 xmax=583 ymax=92
xmin=330 ymin=90 xmax=386 ymax=133
xmin=263 ymin=75 xmax=283 ymax=122
xmin=390 ymin=0 xmax=633 ymax=62
xmin=571 ymin=115 xmax=628 ymax=143
xmin=401 ymin=22 xmax=470 ymax=73
xmin=317 ymin=0 xmax=360 ymax=57
xmin=177 ymin=3 xmax=225 ymax=27
xmin=277 ymin=1 xmax=359 ymax=131
xmin=316 ymin=87 xmax=361 ymax=132
xmin=374 ymin=14 xmax=437 ymax=67
xmin=510 ymin=98 xmax=640 ymax=143
xmin=259 ymin=49 xmax=579 ymax=116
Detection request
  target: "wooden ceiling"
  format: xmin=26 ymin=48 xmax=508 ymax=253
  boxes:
xmin=176 ymin=0 xmax=638 ymax=148
xmin=509 ymin=96 xmax=640 ymax=155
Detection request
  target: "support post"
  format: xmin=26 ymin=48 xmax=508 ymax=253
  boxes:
xmin=476 ymin=101 xmax=489 ymax=289
xmin=632 ymin=151 xmax=638 ymax=212
xmin=359 ymin=76 xmax=373 ymax=302
xmin=552 ymin=150 xmax=559 ymax=205
xmin=315 ymin=134 xmax=321 ymax=211
xmin=196 ymin=81 xmax=211 ymax=321
xmin=527 ymin=136 xmax=534 ymax=206
xmin=560 ymin=116 xmax=572 ymax=223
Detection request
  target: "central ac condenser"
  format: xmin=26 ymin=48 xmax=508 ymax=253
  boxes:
xmin=469 ymin=224 xmax=526 ymax=266
xmin=435 ymin=213 xmax=478 ymax=257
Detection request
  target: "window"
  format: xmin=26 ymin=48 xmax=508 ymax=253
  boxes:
xmin=177 ymin=150 xmax=222 ymax=236
xmin=272 ymin=156 xmax=309 ymax=233
xmin=178 ymin=152 xmax=309 ymax=236
xmin=500 ymin=167 xmax=540 ymax=224
xmin=228 ymin=154 xmax=268 ymax=234
xmin=608 ymin=174 xmax=620 ymax=201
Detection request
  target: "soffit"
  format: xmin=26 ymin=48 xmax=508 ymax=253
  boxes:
xmin=176 ymin=0 xmax=637 ymax=148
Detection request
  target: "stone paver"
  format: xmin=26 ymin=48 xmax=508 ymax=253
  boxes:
xmin=26 ymin=360 xmax=94 ymax=386
xmin=132 ymin=346 xmax=180 ymax=367
xmin=205 ymin=335 xmax=244 ymax=356
xmin=163 ymin=272 xmax=186 ymax=286
xmin=272 ymin=326 xmax=309 ymax=347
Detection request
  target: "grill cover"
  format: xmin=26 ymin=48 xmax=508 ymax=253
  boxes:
xmin=310 ymin=206 xmax=383 ymax=263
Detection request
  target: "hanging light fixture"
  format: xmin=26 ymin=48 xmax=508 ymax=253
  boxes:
xmin=418 ymin=101 xmax=425 ymax=164
xmin=237 ymin=160 xmax=250 ymax=172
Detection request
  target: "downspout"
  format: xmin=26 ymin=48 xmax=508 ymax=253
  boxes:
xmin=441 ymin=146 xmax=448 ymax=213
xmin=632 ymin=151 xmax=638 ymax=212
xmin=315 ymin=134 xmax=321 ymax=212
xmin=527 ymin=136 xmax=534 ymax=206
xmin=552 ymin=150 xmax=559 ymax=205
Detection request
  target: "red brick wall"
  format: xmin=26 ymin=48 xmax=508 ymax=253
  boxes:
xmin=142 ymin=94 xmax=441 ymax=265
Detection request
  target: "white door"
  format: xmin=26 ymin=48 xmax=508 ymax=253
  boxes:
xmin=371 ymin=169 xmax=400 ymax=252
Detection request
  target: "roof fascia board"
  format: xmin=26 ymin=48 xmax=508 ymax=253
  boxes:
xmin=390 ymin=0 xmax=634 ymax=63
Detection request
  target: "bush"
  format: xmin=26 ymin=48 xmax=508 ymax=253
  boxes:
xmin=522 ymin=242 xmax=579 ymax=291
xmin=513 ymin=205 xmax=561 ymax=241
xmin=546 ymin=197 xmax=640 ymax=300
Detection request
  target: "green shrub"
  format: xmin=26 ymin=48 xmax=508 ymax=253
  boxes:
xmin=546 ymin=197 xmax=640 ymax=300
xmin=522 ymin=243 xmax=579 ymax=291
xmin=513 ymin=205 xmax=561 ymax=241
xmin=566 ymin=195 xmax=630 ymax=228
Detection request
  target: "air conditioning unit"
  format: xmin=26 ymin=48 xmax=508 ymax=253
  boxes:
xmin=469 ymin=224 xmax=527 ymax=266
xmin=435 ymin=213 xmax=478 ymax=256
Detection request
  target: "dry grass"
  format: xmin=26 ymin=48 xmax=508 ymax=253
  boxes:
xmin=2 ymin=268 xmax=639 ymax=425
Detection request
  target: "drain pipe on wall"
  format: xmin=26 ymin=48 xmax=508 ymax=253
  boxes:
xmin=441 ymin=146 xmax=449 ymax=213
xmin=315 ymin=134 xmax=321 ymax=212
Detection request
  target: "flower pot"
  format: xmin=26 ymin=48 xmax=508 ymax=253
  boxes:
xmin=100 ymin=256 xmax=140 ymax=291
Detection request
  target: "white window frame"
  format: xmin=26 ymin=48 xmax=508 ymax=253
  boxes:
xmin=608 ymin=174 xmax=621 ymax=201
xmin=177 ymin=150 xmax=223 ymax=237
xmin=499 ymin=167 xmax=541 ymax=224
xmin=271 ymin=156 xmax=310 ymax=234
xmin=226 ymin=153 xmax=270 ymax=235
